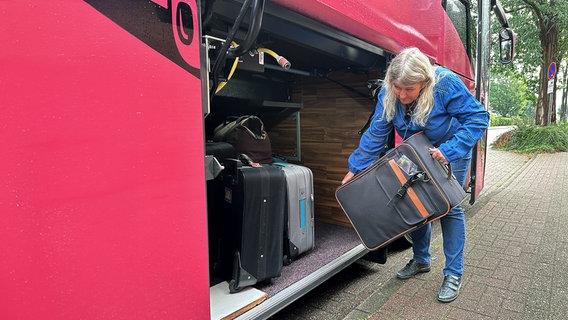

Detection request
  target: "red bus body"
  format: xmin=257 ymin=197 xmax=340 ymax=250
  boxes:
xmin=272 ymin=0 xmax=474 ymax=81
xmin=1 ymin=1 xmax=208 ymax=318
xmin=1 ymin=1 xmax=505 ymax=319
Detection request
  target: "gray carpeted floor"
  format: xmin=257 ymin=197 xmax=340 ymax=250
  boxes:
xmin=256 ymin=221 xmax=361 ymax=297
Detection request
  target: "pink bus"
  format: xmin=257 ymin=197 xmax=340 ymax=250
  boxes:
xmin=1 ymin=1 xmax=514 ymax=319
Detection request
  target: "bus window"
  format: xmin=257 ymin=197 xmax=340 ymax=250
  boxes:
xmin=444 ymin=0 xmax=473 ymax=62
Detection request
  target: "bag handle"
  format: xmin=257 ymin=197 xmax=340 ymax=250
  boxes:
xmin=441 ymin=163 xmax=453 ymax=180
xmin=217 ymin=115 xmax=246 ymax=127
xmin=239 ymin=115 xmax=266 ymax=139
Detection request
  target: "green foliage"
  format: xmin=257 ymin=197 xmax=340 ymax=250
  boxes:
xmin=493 ymin=0 xmax=568 ymax=125
xmin=497 ymin=123 xmax=568 ymax=154
xmin=489 ymin=71 xmax=533 ymax=117
xmin=492 ymin=1 xmax=542 ymax=87
xmin=490 ymin=114 xmax=513 ymax=126
xmin=490 ymin=114 xmax=533 ymax=126
xmin=498 ymin=0 xmax=568 ymax=78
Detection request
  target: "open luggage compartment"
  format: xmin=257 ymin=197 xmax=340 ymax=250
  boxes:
xmin=203 ymin=1 xmax=394 ymax=318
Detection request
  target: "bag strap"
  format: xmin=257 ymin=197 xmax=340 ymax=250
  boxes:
xmin=238 ymin=153 xmax=261 ymax=167
xmin=394 ymin=172 xmax=430 ymax=199
xmin=386 ymin=160 xmax=430 ymax=219
xmin=226 ymin=115 xmax=244 ymax=124
xmin=239 ymin=115 xmax=267 ymax=139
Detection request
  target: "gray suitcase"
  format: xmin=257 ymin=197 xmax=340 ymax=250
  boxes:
xmin=273 ymin=163 xmax=315 ymax=263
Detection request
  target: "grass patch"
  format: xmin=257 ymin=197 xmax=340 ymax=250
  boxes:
xmin=493 ymin=123 xmax=568 ymax=154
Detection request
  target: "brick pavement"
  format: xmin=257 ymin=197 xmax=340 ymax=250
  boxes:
xmin=274 ymin=148 xmax=568 ymax=320
xmin=361 ymin=151 xmax=568 ymax=320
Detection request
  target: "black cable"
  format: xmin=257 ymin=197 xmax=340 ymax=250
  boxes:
xmin=210 ymin=0 xmax=253 ymax=100
xmin=227 ymin=0 xmax=265 ymax=58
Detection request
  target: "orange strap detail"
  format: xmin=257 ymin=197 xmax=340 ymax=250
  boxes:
xmin=388 ymin=160 xmax=429 ymax=218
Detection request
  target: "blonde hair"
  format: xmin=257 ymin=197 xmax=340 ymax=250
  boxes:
xmin=382 ymin=47 xmax=435 ymax=126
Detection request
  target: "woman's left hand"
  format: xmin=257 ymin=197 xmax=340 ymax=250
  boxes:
xmin=429 ymin=147 xmax=448 ymax=165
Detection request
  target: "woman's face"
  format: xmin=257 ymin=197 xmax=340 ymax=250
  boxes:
xmin=392 ymin=80 xmax=424 ymax=105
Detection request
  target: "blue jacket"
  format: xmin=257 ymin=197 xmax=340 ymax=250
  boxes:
xmin=348 ymin=67 xmax=489 ymax=174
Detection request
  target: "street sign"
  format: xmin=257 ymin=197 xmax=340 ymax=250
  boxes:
xmin=547 ymin=80 xmax=554 ymax=94
xmin=547 ymin=62 xmax=556 ymax=80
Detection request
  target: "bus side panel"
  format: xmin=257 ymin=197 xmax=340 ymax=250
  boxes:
xmin=272 ymin=0 xmax=474 ymax=80
xmin=472 ymin=134 xmax=488 ymax=201
xmin=0 ymin=1 xmax=209 ymax=319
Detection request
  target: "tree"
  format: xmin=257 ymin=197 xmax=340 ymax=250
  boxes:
xmin=489 ymin=72 xmax=530 ymax=117
xmin=498 ymin=0 xmax=568 ymax=125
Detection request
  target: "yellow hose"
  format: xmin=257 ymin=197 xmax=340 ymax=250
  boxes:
xmin=257 ymin=47 xmax=279 ymax=60
xmin=215 ymin=42 xmax=239 ymax=93
xmin=258 ymin=47 xmax=291 ymax=70
xmin=215 ymin=44 xmax=291 ymax=94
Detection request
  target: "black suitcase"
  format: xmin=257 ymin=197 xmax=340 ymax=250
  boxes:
xmin=222 ymin=160 xmax=286 ymax=293
xmin=206 ymin=141 xmax=237 ymax=163
xmin=205 ymin=142 xmax=236 ymax=285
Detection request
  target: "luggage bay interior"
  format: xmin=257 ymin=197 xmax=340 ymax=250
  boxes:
xmin=204 ymin=0 xmax=393 ymax=315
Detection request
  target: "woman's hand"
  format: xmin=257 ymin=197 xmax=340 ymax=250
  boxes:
xmin=341 ymin=171 xmax=355 ymax=184
xmin=429 ymin=147 xmax=448 ymax=165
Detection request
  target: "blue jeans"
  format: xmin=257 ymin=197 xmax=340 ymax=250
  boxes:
xmin=410 ymin=152 xmax=471 ymax=278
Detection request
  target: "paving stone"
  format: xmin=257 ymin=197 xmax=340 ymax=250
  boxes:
xmin=272 ymin=145 xmax=568 ymax=320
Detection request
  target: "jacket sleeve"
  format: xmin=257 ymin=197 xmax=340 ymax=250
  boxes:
xmin=348 ymin=88 xmax=393 ymax=174
xmin=436 ymin=71 xmax=490 ymax=162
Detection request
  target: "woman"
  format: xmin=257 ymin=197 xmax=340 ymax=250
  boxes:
xmin=342 ymin=47 xmax=489 ymax=302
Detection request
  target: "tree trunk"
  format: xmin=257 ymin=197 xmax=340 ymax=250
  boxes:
xmin=536 ymin=63 xmax=547 ymax=125
xmin=535 ymin=19 xmax=559 ymax=126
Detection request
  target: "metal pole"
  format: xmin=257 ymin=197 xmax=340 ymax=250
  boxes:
xmin=547 ymin=76 xmax=554 ymax=125
xmin=548 ymin=92 xmax=553 ymax=125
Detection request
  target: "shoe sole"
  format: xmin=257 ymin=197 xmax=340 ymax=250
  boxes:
xmin=396 ymin=267 xmax=431 ymax=280
xmin=437 ymin=290 xmax=459 ymax=303
xmin=437 ymin=296 xmax=458 ymax=303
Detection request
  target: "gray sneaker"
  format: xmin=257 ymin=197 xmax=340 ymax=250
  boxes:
xmin=396 ymin=259 xmax=431 ymax=279
xmin=437 ymin=275 xmax=461 ymax=302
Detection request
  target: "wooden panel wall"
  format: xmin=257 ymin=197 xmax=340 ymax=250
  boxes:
xmin=269 ymin=70 xmax=382 ymax=226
